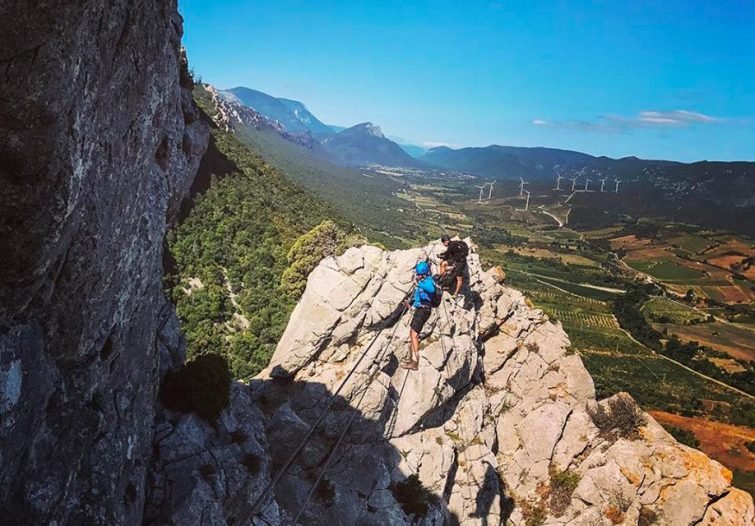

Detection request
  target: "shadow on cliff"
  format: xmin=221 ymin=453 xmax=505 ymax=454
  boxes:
xmin=244 ymin=362 xmax=513 ymax=525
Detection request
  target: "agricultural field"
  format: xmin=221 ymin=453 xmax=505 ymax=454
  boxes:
xmin=399 ymin=176 xmax=755 ymax=434
xmin=614 ymin=227 xmax=755 ymax=303
xmin=657 ymin=320 xmax=755 ymax=363
xmin=642 ymin=297 xmax=708 ymax=324
xmin=664 ymin=232 xmax=716 ymax=254
xmin=626 ymin=259 xmax=705 ymax=281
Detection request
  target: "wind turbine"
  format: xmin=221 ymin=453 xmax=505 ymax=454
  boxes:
xmin=487 ymin=180 xmax=495 ymax=200
xmin=583 ymin=176 xmax=592 ymax=191
xmin=554 ymin=172 xmax=564 ymax=191
xmin=599 ymin=177 xmax=608 ymax=192
xmin=614 ymin=179 xmax=622 ymax=193
xmin=519 ymin=177 xmax=529 ymax=196
xmin=523 ymin=190 xmax=531 ymax=211
xmin=569 ymin=177 xmax=579 ymax=192
xmin=476 ymin=185 xmax=487 ymax=204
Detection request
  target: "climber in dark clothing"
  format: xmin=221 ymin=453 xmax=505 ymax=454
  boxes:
xmin=401 ymin=261 xmax=436 ymax=371
xmin=439 ymin=235 xmax=468 ymax=298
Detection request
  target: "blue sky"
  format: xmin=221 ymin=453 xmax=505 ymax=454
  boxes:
xmin=182 ymin=0 xmax=755 ymax=161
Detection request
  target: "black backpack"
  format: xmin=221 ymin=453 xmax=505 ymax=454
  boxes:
xmin=453 ymin=240 xmax=469 ymax=259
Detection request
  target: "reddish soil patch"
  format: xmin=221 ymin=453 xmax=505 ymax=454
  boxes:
xmin=650 ymin=411 xmax=755 ymax=473
xmin=664 ymin=322 xmax=755 ymax=362
xmin=708 ymin=255 xmax=747 ymax=271
xmin=623 ymin=246 xmax=670 ymax=262
xmin=611 ymin=235 xmax=652 ymax=251
xmin=715 ymin=285 xmax=755 ymax=304
xmin=705 ymin=239 xmax=754 ymax=258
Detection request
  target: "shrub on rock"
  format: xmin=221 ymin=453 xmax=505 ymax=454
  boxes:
xmin=280 ymin=220 xmax=364 ymax=299
xmin=389 ymin=474 xmax=437 ymax=519
xmin=589 ymin=393 xmax=646 ymax=440
xmin=159 ymin=352 xmax=232 ymax=422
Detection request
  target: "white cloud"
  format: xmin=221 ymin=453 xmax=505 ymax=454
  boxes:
xmin=532 ymin=109 xmax=725 ymax=134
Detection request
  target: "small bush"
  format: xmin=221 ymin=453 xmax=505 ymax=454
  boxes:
xmin=179 ymin=48 xmax=194 ymax=89
xmin=159 ymin=352 xmax=232 ymax=422
xmin=315 ymin=478 xmax=336 ymax=508
xmin=638 ymin=506 xmax=659 ymax=526
xmin=745 ymin=440 xmax=755 ymax=454
xmin=604 ymin=505 xmax=624 ymax=524
xmin=389 ymin=474 xmax=438 ymax=518
xmin=549 ymin=468 xmax=580 ymax=515
xmin=241 ymin=453 xmax=261 ymax=475
xmin=526 ymin=342 xmax=540 ymax=353
xmin=589 ymin=394 xmax=646 ymax=440
xmin=667 ymin=426 xmax=700 ymax=448
xmin=604 ymin=491 xmax=632 ymax=524
xmin=521 ymin=500 xmax=547 ymax=526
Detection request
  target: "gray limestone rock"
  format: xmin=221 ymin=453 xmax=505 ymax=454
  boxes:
xmin=0 ymin=2 xmax=208 ymax=523
xmin=252 ymin=241 xmax=754 ymax=525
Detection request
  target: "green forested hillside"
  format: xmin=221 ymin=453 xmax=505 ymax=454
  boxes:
xmin=167 ymin=105 xmax=348 ymax=378
xmin=232 ymin=125 xmax=423 ymax=248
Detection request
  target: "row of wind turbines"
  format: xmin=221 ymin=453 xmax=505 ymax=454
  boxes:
xmin=552 ymin=171 xmax=622 ymax=193
xmin=473 ymin=169 xmax=624 ymax=213
xmin=475 ymin=181 xmax=495 ymax=203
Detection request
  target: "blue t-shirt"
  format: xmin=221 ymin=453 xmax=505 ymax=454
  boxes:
xmin=412 ymin=276 xmax=436 ymax=308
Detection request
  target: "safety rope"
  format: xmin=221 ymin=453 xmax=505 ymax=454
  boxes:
xmin=246 ymin=288 xmax=413 ymax=519
xmin=427 ymin=246 xmax=481 ymax=509
xmin=438 ymin=295 xmax=480 ymax=509
xmin=291 ymin=306 xmax=409 ymax=523
xmin=383 ymin=368 xmax=410 ymax=439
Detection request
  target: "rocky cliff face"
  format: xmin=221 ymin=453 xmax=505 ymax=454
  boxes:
xmin=244 ymin=241 xmax=753 ymax=525
xmin=0 ymin=2 xmax=208 ymax=523
xmin=205 ymin=85 xmax=316 ymax=148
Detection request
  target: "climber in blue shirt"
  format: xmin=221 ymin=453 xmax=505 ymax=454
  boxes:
xmin=401 ymin=261 xmax=437 ymax=370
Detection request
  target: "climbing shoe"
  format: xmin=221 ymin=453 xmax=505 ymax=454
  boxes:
xmin=400 ymin=358 xmax=419 ymax=370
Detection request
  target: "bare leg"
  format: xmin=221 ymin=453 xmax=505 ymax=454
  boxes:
xmin=440 ymin=260 xmax=448 ymax=275
xmin=455 ymin=276 xmax=463 ymax=296
xmin=409 ymin=329 xmax=420 ymax=361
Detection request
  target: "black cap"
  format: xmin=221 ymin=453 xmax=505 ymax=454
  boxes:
xmin=441 ymin=234 xmax=451 ymax=242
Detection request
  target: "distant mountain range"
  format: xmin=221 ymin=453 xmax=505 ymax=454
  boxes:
xmin=215 ymin=85 xmax=755 ymax=209
xmin=422 ymin=145 xmax=755 ymax=209
xmin=220 ymin=86 xmax=425 ymax=168
xmin=321 ymin=123 xmax=425 ymax=168
xmin=421 ymin=145 xmax=594 ymax=181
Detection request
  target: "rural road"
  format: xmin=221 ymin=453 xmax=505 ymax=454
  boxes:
xmin=541 ymin=209 xmax=564 ymax=227
xmin=616 ymin=327 xmax=755 ymax=402
xmin=524 ymin=271 xmax=625 ymax=294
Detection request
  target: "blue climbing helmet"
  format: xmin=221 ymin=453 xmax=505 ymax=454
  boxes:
xmin=415 ymin=261 xmax=430 ymax=276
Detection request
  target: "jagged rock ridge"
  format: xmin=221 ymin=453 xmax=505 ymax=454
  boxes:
xmin=0 ymin=2 xmax=208 ymax=523
xmin=246 ymin=240 xmax=754 ymax=524
xmin=210 ymin=86 xmax=317 ymax=148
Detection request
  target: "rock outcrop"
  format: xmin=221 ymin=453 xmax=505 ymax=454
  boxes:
xmin=0 ymin=2 xmax=208 ymax=523
xmin=249 ymin=240 xmax=754 ymax=525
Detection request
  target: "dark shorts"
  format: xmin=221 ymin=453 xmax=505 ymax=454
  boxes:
xmin=410 ymin=307 xmax=432 ymax=333
xmin=450 ymin=259 xmax=467 ymax=278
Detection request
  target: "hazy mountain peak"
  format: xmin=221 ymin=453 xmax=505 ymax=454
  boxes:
xmin=349 ymin=122 xmax=385 ymax=138
xmin=224 ymin=87 xmax=333 ymax=137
